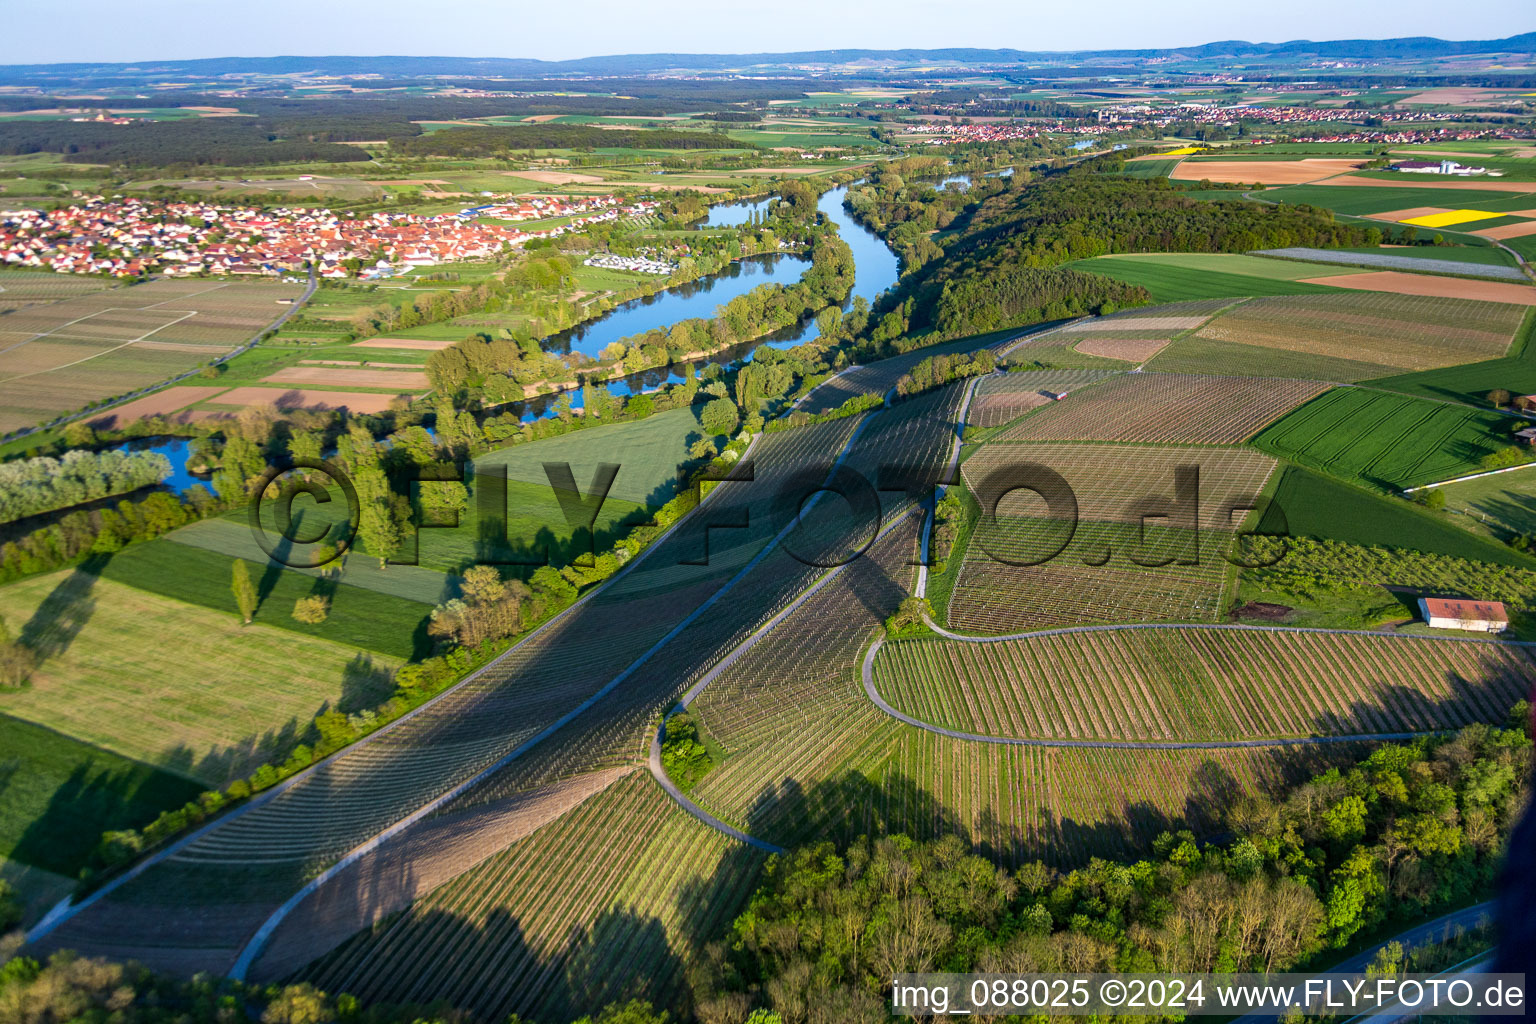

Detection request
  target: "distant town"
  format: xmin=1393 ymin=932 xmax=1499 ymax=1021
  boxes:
xmin=0 ymin=193 xmax=660 ymax=278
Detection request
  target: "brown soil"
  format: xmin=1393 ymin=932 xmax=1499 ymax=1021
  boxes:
xmin=202 ymin=386 xmax=416 ymax=414
xmin=1170 ymin=158 xmax=1366 ymax=185
xmin=352 ymin=337 xmax=456 ymax=350
xmin=1364 ymin=206 xmax=1453 ymax=222
xmin=1471 ymin=220 xmax=1536 ymax=240
xmin=1298 ymin=271 xmax=1536 ymax=306
xmin=1073 ymin=337 xmax=1171 ymax=363
xmin=84 ymin=385 xmax=229 ymax=428
xmin=261 ymin=366 xmax=430 ymax=389
xmin=1232 ymin=602 xmax=1293 ymax=621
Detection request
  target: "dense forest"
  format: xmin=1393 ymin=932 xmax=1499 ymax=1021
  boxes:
xmin=389 ymin=123 xmax=748 ymax=158
xmin=863 ymin=156 xmax=1372 ymax=338
xmin=692 ymin=721 xmax=1532 ymax=1023
xmin=0 ymin=118 xmax=373 ymax=166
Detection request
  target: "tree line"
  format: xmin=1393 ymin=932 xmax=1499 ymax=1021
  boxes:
xmin=0 ymin=448 xmax=170 ymax=525
xmin=388 ymin=124 xmax=749 ymax=159
xmin=691 ymin=720 xmax=1532 ymax=1023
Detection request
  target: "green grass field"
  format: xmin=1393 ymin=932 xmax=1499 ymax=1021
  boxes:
xmin=0 ymin=714 xmax=203 ymax=879
xmin=1251 ymin=387 xmax=1522 ymax=492
xmin=0 ymin=570 xmax=399 ymax=785
xmin=1073 ymin=252 xmax=1367 ymax=303
xmin=1264 ymin=184 xmax=1536 ymax=218
xmin=96 ymin=542 xmax=433 ymax=660
xmin=1256 ymin=464 xmax=1535 ymax=566
xmin=1437 ymin=468 xmax=1536 ymax=541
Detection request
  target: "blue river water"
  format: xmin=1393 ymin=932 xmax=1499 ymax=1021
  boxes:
xmin=521 ymin=182 xmax=902 ymax=415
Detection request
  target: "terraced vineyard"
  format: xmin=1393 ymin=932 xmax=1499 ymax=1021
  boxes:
xmin=968 ymin=369 xmax=1121 ymax=430
xmin=1168 ymin=292 xmax=1526 ymax=379
xmin=990 ymin=372 xmax=1331 ymax=445
xmin=294 ymin=772 xmax=765 ymax=1022
xmin=874 ymin=628 xmax=1534 ymax=741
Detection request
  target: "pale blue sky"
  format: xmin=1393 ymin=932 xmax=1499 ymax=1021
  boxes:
xmin=3 ymin=0 xmax=1532 ymax=65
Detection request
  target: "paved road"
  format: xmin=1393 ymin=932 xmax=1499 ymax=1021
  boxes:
xmin=3 ymin=266 xmax=318 ymax=443
xmin=1230 ymin=901 xmax=1496 ymax=1024
xmin=861 ymin=635 xmax=1447 ymax=751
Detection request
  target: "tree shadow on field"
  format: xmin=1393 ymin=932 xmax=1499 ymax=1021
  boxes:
xmin=18 ymin=555 xmax=111 ymax=663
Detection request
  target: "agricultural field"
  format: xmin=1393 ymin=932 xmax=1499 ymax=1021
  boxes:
xmin=0 ymin=278 xmax=304 ymax=434
xmin=1437 ymin=467 xmax=1536 ymax=541
xmin=944 ymin=442 xmax=1276 ymax=633
xmin=873 ymin=628 xmax=1532 ymax=741
xmin=968 ymin=369 xmax=1122 ymax=430
xmin=1150 ymin=291 xmax=1527 ymax=382
xmin=0 ymin=713 xmax=203 ymax=883
xmin=293 ymin=773 xmax=765 ymax=1022
xmin=1170 ymin=158 xmax=1367 ymax=184
xmin=0 ymin=569 xmax=399 ymax=785
xmin=990 ymin=372 xmax=1329 ymax=445
xmin=95 ymin=541 xmax=435 ymax=661
xmin=1072 ymin=252 xmax=1372 ymax=303
xmin=947 ymin=520 xmax=1237 ymax=633
xmin=1252 ymin=246 xmax=1527 ymax=280
xmin=1265 ymin=184 xmax=1536 ymax=219
xmin=1257 ymin=464 xmax=1536 ymax=566
xmin=1251 ymin=387 xmax=1522 ymax=492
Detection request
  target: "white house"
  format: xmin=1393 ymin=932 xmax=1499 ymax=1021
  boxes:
xmin=1418 ymin=597 xmax=1508 ymax=632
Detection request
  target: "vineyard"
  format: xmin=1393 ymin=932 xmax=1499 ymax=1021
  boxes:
xmin=958 ymin=442 xmax=1278 ymax=531
xmin=1252 ymin=247 xmax=1529 ymax=283
xmin=1071 ymin=336 xmax=1171 ymax=363
xmin=947 ymin=522 xmax=1236 ymax=632
xmin=293 ymin=772 xmax=766 ymax=1022
xmin=873 ymin=628 xmax=1533 ymax=742
xmin=989 ymin=372 xmax=1331 ymax=445
xmin=967 ymin=369 xmax=1121 ymax=430
xmin=678 ymin=514 xmax=1341 ymax=869
xmin=0 ymin=277 xmax=304 ymax=433
xmin=1186 ymin=292 xmax=1525 ymax=375
xmin=1251 ymin=387 xmax=1516 ymax=491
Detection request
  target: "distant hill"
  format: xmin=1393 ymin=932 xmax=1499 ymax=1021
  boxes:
xmin=2 ymin=33 xmax=1534 ymax=79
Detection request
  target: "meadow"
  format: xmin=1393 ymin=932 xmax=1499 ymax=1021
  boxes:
xmin=1251 ymin=387 xmax=1521 ymax=492
xmin=0 ymin=713 xmax=203 ymax=881
xmin=1436 ymin=467 xmax=1536 ymax=541
xmin=1256 ymin=464 xmax=1536 ymax=567
xmin=96 ymin=541 xmax=433 ymax=660
xmin=0 ymin=569 xmax=400 ymax=785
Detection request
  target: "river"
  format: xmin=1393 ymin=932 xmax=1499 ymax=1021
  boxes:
xmin=515 ymin=182 xmax=902 ymax=416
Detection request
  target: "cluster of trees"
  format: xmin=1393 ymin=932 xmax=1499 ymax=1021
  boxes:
xmin=0 ymin=489 xmax=205 ymax=585
xmin=659 ymin=711 xmax=716 ymax=792
xmin=1241 ymin=535 xmax=1536 ymax=609
xmin=766 ymin=391 xmax=883 ymax=434
xmin=0 ymin=951 xmax=698 ymax=1024
xmin=428 ymin=565 xmax=536 ymax=650
xmin=0 ymin=118 xmax=372 ymax=167
xmin=389 ymin=123 xmax=748 ymax=159
xmin=856 ymin=165 xmax=1374 ymax=341
xmin=893 ymin=347 xmax=995 ymax=397
xmin=0 ymin=448 xmax=170 ymax=524
xmin=692 ymin=722 xmax=1531 ymax=1023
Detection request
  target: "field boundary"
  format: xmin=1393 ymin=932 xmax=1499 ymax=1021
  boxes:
xmin=28 ymin=425 xmax=762 ymax=951
xmin=1401 ymin=461 xmax=1536 ymax=493
xmin=862 ymin=632 xmax=1497 ymax=750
